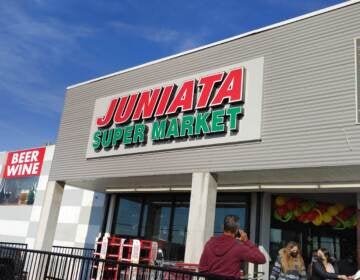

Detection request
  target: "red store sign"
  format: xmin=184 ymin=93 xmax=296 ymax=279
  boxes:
xmin=3 ymin=147 xmax=46 ymax=179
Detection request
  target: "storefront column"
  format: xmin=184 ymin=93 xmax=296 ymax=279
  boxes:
xmin=184 ymin=172 xmax=217 ymax=263
xmin=357 ymin=192 xmax=360 ymax=269
xmin=34 ymin=181 xmax=64 ymax=250
xmin=259 ymin=192 xmax=271 ymax=279
xmin=105 ymin=194 xmax=116 ymax=233
xmin=259 ymin=192 xmax=271 ymax=251
xmin=249 ymin=193 xmax=259 ymax=242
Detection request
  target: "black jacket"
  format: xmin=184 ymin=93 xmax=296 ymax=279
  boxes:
xmin=311 ymin=261 xmax=339 ymax=280
xmin=338 ymin=258 xmax=357 ymax=275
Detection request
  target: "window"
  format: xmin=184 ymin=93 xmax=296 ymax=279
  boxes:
xmin=214 ymin=193 xmax=249 ymax=235
xmin=171 ymin=201 xmax=189 ymax=245
xmin=0 ymin=177 xmax=39 ymax=205
xmin=169 ymin=201 xmax=189 ymax=260
xmin=112 ymin=192 xmax=250 ymax=261
xmin=113 ymin=197 xmax=142 ymax=236
xmin=141 ymin=199 xmax=172 ymax=241
xmin=112 ymin=194 xmax=190 ymax=261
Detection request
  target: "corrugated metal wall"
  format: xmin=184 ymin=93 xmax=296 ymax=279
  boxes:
xmin=356 ymin=38 xmax=360 ymax=122
xmin=50 ymin=3 xmax=360 ymax=182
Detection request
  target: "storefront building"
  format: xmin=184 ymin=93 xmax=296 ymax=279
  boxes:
xmin=14 ymin=0 xmax=360 ymax=277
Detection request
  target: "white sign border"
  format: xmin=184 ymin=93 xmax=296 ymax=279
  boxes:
xmin=86 ymin=57 xmax=264 ymax=158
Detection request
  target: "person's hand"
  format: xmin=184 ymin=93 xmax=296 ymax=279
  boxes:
xmin=237 ymin=230 xmax=248 ymax=242
xmin=338 ymin=275 xmax=347 ymax=280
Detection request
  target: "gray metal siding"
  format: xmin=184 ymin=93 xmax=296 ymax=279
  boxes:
xmin=50 ymin=4 xmax=360 ymax=181
xmin=357 ymin=38 xmax=360 ymax=122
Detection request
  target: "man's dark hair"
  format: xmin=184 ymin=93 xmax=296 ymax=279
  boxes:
xmin=223 ymin=215 xmax=240 ymax=234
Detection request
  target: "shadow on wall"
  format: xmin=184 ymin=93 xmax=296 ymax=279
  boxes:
xmin=83 ymin=192 xmax=107 ymax=248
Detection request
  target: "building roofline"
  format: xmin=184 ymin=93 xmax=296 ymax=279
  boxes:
xmin=67 ymin=0 xmax=359 ymax=90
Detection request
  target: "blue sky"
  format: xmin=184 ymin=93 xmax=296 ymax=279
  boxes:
xmin=0 ymin=0 xmax=344 ymax=151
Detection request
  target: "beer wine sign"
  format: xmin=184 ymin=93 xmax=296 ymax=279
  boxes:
xmin=86 ymin=58 xmax=263 ymax=158
xmin=3 ymin=147 xmax=46 ymax=178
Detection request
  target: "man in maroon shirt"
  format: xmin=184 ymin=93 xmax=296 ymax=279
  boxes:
xmin=199 ymin=215 xmax=266 ymax=278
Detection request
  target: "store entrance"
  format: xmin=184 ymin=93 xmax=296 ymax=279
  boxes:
xmin=270 ymin=194 xmax=357 ymax=275
xmin=111 ymin=192 xmax=250 ymax=261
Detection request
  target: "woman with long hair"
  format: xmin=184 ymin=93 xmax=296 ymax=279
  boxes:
xmin=311 ymin=248 xmax=347 ymax=280
xmin=270 ymin=241 xmax=307 ymax=280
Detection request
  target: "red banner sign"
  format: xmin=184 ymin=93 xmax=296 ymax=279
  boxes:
xmin=3 ymin=147 xmax=46 ymax=179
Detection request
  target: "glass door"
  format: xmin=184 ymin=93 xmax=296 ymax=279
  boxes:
xmin=169 ymin=201 xmax=189 ymax=260
xmin=214 ymin=193 xmax=249 ymax=235
xmin=112 ymin=193 xmax=250 ymax=261
xmin=142 ymin=199 xmax=172 ymax=241
xmin=112 ymin=193 xmax=190 ymax=261
xmin=113 ymin=197 xmax=142 ymax=236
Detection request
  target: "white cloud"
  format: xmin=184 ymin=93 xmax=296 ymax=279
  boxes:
xmin=111 ymin=21 xmax=180 ymax=43
xmin=0 ymin=2 xmax=92 ymax=116
xmin=110 ymin=21 xmax=209 ymax=52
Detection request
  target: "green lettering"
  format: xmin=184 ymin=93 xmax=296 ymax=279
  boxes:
xmin=166 ymin=117 xmax=180 ymax=139
xmin=112 ymin=127 xmax=123 ymax=147
xmin=133 ymin=124 xmax=146 ymax=143
xmin=123 ymin=126 xmax=134 ymax=145
xmin=211 ymin=109 xmax=225 ymax=133
xmin=195 ymin=111 xmax=210 ymax=135
xmin=180 ymin=115 xmax=194 ymax=137
xmin=101 ymin=129 xmax=113 ymax=148
xmin=92 ymin=130 xmax=102 ymax=150
xmin=226 ymin=106 xmax=243 ymax=131
xmin=152 ymin=120 xmax=167 ymax=141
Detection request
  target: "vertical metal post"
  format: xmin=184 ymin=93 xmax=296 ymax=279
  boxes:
xmin=42 ymin=252 xmax=51 ymax=279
